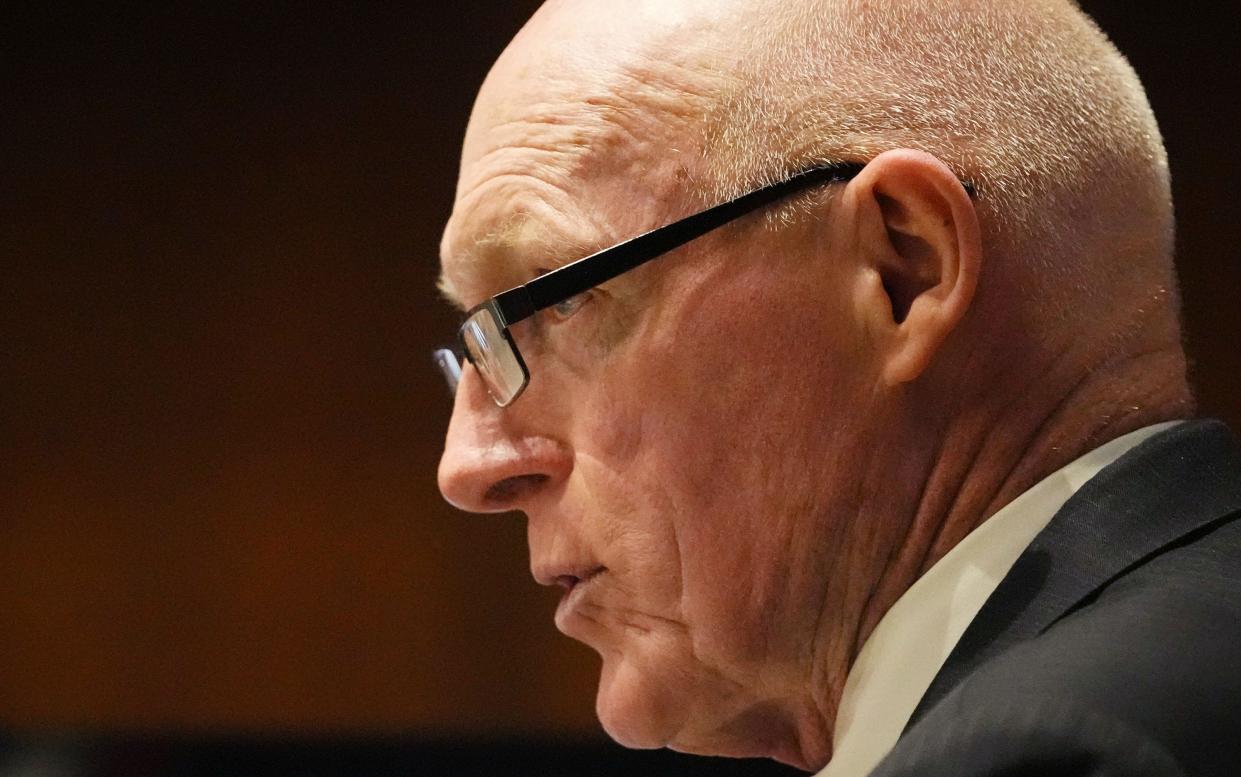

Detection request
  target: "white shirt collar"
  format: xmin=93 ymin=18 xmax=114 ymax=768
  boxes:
xmin=815 ymin=421 xmax=1182 ymax=777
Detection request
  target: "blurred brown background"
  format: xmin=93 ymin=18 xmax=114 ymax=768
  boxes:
xmin=2 ymin=0 xmax=1239 ymax=753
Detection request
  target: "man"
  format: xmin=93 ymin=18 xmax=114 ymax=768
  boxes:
xmin=434 ymin=1 xmax=1241 ymax=775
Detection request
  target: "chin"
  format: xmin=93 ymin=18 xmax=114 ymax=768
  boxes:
xmin=595 ymin=652 xmax=801 ymax=765
xmin=594 ymin=652 xmax=687 ymax=750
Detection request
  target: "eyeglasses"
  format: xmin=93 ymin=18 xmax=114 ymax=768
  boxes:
xmin=434 ymin=161 xmax=873 ymax=407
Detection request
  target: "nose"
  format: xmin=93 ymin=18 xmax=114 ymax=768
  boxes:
xmin=437 ymin=367 xmax=571 ymax=513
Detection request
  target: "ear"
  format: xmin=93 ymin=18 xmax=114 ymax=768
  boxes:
xmin=846 ymin=149 xmax=981 ymax=386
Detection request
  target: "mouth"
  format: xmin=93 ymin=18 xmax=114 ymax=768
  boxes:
xmin=552 ymin=566 xmax=605 ymax=593
xmin=541 ymin=565 xmax=606 ymax=630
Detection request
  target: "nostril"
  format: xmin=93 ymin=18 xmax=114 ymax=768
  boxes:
xmin=484 ymin=473 xmax=550 ymax=505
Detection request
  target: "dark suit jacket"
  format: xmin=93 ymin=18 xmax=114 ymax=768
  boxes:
xmin=869 ymin=420 xmax=1241 ymax=777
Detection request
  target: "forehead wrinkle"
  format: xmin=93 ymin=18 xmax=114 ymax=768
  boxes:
xmin=461 ymin=52 xmax=724 ymax=202
xmin=610 ymin=54 xmax=725 ymax=128
xmin=443 ymin=33 xmax=730 ymax=310
xmin=559 ymin=59 xmax=725 ymax=189
xmin=457 ymin=106 xmax=599 ymax=203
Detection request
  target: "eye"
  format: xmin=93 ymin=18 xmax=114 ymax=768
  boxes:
xmin=549 ymin=291 xmax=592 ymax=320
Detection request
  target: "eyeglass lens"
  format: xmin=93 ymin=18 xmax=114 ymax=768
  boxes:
xmin=432 ymin=348 xmax=462 ymax=396
xmin=460 ymin=307 xmax=527 ymax=405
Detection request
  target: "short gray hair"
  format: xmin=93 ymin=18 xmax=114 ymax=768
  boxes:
xmin=698 ymin=0 xmax=1174 ymax=305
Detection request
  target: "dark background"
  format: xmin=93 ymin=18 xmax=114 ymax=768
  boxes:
xmin=2 ymin=3 xmax=1238 ymax=775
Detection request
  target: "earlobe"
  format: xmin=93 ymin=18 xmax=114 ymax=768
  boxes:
xmin=848 ymin=150 xmax=981 ymax=386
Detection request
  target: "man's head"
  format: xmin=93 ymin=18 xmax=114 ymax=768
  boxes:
xmin=437 ymin=0 xmax=1190 ymax=769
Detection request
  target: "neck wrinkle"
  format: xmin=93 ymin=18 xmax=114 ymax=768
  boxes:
xmin=982 ymin=346 xmax=1195 ymax=521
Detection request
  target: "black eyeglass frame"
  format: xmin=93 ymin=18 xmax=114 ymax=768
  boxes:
xmin=442 ymin=161 xmax=974 ymax=405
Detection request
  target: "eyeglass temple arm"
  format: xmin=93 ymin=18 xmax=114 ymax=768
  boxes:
xmin=490 ymin=162 xmax=870 ymax=327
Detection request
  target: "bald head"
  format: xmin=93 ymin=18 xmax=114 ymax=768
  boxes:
xmin=453 ymin=0 xmax=731 ymax=202
xmin=449 ymin=0 xmax=1178 ymax=343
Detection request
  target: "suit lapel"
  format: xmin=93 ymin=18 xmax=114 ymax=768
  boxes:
xmin=907 ymin=419 xmax=1241 ymax=727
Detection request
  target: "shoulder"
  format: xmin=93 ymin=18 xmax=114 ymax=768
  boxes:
xmin=872 ymin=515 xmax=1241 ymax=777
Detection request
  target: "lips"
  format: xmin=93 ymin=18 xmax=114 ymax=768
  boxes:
xmin=554 ymin=568 xmax=606 ymax=630
xmin=555 ymin=567 xmax=605 ymax=593
xmin=532 ymin=563 xmax=606 ymax=632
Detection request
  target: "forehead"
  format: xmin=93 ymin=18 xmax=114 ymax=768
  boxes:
xmin=438 ymin=5 xmax=729 ymax=309
xmin=438 ymin=97 xmax=647 ymax=310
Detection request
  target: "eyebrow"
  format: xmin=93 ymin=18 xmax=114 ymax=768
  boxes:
xmin=437 ymin=211 xmax=606 ymax=311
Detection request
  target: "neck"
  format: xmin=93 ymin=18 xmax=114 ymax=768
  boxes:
xmin=857 ymin=342 xmax=1193 ymax=652
xmin=786 ymin=341 xmax=1192 ymax=771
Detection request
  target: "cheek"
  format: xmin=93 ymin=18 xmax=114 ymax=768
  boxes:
xmin=617 ymin=264 xmax=860 ymax=655
xmin=567 ymin=446 xmax=687 ymax=621
xmin=564 ymin=257 xmax=865 ymax=656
